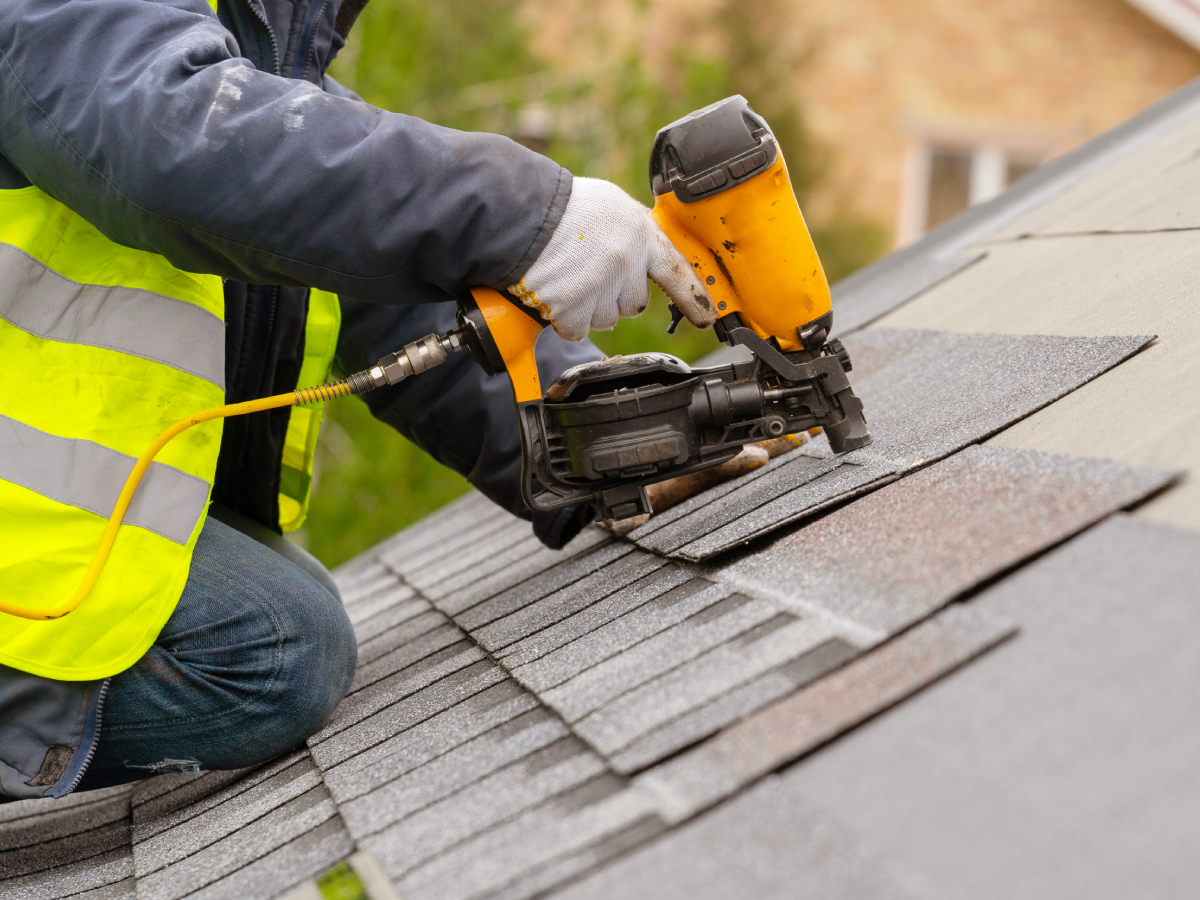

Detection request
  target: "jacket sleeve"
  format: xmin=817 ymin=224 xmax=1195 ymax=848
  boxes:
xmin=0 ymin=0 xmax=571 ymax=301
xmin=335 ymin=296 xmax=604 ymax=544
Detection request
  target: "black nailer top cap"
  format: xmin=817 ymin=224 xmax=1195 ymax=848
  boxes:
xmin=649 ymin=95 xmax=779 ymax=203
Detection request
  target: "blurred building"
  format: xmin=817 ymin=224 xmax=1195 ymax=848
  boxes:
xmin=794 ymin=0 xmax=1200 ymax=246
xmin=527 ymin=0 xmax=1200 ymax=247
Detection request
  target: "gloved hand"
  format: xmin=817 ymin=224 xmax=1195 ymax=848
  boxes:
xmin=507 ymin=177 xmax=717 ymax=341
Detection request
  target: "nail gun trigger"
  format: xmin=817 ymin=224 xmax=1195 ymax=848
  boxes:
xmin=666 ymin=301 xmax=684 ymax=335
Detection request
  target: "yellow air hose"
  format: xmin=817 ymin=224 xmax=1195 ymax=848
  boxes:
xmin=1 ymin=326 xmax=466 ymax=622
xmin=0 ymin=382 xmax=354 ymax=622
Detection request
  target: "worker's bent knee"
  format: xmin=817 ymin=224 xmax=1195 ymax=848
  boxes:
xmin=78 ymin=521 xmax=357 ymax=790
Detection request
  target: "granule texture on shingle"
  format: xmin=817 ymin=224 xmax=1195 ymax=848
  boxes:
xmin=634 ymin=602 xmax=1016 ymax=824
xmin=719 ymin=444 xmax=1176 ymax=633
xmin=636 ymin=329 xmax=1153 ymax=560
xmin=320 ymin=681 xmax=539 ymax=804
xmin=135 ymin=783 xmax=339 ymax=900
xmin=132 ymin=756 xmax=322 ymax=877
xmin=0 ymin=786 xmax=134 ymax=900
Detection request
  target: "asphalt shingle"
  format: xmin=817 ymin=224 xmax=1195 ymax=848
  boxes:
xmin=321 ymin=680 xmax=538 ymax=804
xmin=136 ymin=783 xmax=339 ymax=900
xmin=505 ymin=576 xmax=722 ymax=689
xmin=308 ymin=660 xmax=509 ymax=770
xmin=719 ymin=445 xmax=1175 ymax=634
xmin=635 ymin=330 xmax=1153 ymax=560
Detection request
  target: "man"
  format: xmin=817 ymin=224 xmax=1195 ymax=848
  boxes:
xmin=0 ymin=0 xmax=714 ymax=800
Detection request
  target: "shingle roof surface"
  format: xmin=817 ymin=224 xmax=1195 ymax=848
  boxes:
xmin=6 ymin=76 xmax=1200 ymax=900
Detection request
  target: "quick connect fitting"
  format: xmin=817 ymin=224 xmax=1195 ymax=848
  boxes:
xmin=345 ymin=330 xmax=465 ymax=394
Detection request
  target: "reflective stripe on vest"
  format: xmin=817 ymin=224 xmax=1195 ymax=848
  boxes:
xmin=0 ymin=187 xmax=225 ymax=681
xmin=278 ymin=288 xmax=340 ymax=532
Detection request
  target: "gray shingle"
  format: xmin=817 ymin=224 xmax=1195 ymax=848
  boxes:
xmin=309 ymin=661 xmax=509 ymax=769
xmin=410 ymin=533 xmax=542 ymax=598
xmin=718 ymin=445 xmax=1177 ymax=634
xmin=362 ymin=737 xmax=607 ymax=878
xmin=433 ymin=527 xmax=614 ymax=618
xmin=310 ymin=642 xmax=487 ymax=743
xmin=574 ymin=615 xmax=850 ymax=757
xmin=348 ymin=621 xmax=464 ymax=695
xmin=338 ymin=709 xmax=571 ymax=839
xmin=351 ymin=597 xmax=435 ymax=646
xmin=133 ymin=757 xmax=322 ymax=877
xmin=632 ymin=330 xmax=1153 ymax=560
xmin=382 ymin=508 xmax=524 ymax=582
xmin=343 ymin=582 xmax=417 ymax=628
xmin=506 ymin=576 xmax=721 ymax=687
xmin=0 ymin=846 xmax=134 ymax=900
xmin=633 ymin=602 xmax=1016 ymax=823
xmin=445 ymin=539 xmax=628 ymax=623
xmin=132 ymin=751 xmax=307 ymax=839
xmin=180 ymin=815 xmax=353 ymax=900
xmin=0 ymin=815 xmax=129 ymax=880
xmin=136 ymin=784 xmax=337 ymax=900
xmin=0 ymin=784 xmax=130 ymax=850
xmin=394 ymin=775 xmax=662 ymax=900
xmin=321 ymin=680 xmax=538 ymax=804
xmin=419 ymin=528 xmax=611 ymax=604
xmin=608 ymin=638 xmax=859 ymax=774
xmin=356 ymin=608 xmax=445 ymax=667
xmin=372 ymin=492 xmax=511 ymax=571
xmin=539 ymin=594 xmax=786 ymax=723
xmin=468 ymin=551 xmax=666 ymax=652
xmin=339 ymin=570 xmax=401 ymax=610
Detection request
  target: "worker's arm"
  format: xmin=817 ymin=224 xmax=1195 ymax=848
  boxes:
xmin=0 ymin=0 xmax=569 ymax=303
xmin=335 ymin=296 xmax=604 ymax=547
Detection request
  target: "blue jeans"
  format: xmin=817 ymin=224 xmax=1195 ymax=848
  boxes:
xmin=74 ymin=506 xmax=357 ymax=790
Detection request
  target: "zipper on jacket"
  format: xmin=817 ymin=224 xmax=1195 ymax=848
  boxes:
xmin=243 ymin=0 xmax=281 ymax=76
xmin=63 ymin=679 xmax=110 ymax=795
xmin=300 ymin=0 xmax=334 ymax=82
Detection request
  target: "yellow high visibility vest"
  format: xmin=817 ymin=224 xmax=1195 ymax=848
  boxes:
xmin=279 ymin=289 xmax=340 ymax=532
xmin=0 ymin=187 xmax=339 ymax=680
xmin=0 ymin=187 xmax=226 ymax=680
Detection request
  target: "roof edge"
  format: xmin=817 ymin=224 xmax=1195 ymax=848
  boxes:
xmin=1125 ymin=0 xmax=1200 ymax=52
xmin=831 ymin=73 xmax=1200 ymax=335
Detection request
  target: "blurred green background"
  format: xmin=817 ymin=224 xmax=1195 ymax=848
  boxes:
xmin=295 ymin=0 xmax=887 ymax=568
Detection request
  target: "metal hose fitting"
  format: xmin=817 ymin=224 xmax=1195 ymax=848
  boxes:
xmin=344 ymin=329 xmax=466 ymax=395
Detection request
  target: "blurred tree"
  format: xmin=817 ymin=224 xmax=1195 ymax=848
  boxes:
xmin=300 ymin=0 xmax=885 ymax=568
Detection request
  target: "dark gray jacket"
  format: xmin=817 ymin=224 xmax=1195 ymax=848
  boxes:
xmin=0 ymin=0 xmax=600 ymax=800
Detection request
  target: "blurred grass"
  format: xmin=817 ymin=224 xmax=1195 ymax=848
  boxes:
xmin=296 ymin=0 xmax=886 ymax=569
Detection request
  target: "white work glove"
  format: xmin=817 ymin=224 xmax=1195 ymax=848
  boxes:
xmin=507 ymin=177 xmax=717 ymax=341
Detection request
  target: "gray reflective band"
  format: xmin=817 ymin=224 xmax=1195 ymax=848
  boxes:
xmin=0 ymin=242 xmax=225 ymax=389
xmin=0 ymin=416 xmax=210 ymax=545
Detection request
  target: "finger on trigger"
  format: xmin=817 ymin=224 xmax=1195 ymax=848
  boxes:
xmin=647 ymin=224 xmax=716 ymax=328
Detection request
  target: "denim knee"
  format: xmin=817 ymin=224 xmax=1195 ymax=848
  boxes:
xmin=266 ymin=576 xmax=358 ymax=749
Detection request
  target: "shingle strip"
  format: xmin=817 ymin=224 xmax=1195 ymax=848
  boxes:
xmin=135 ymin=785 xmax=338 ymax=900
xmin=468 ymin=551 xmax=666 ymax=652
xmin=539 ymin=594 xmax=785 ymax=723
xmin=634 ymin=602 xmax=1015 ymax=824
xmin=506 ymin=576 xmax=722 ymax=688
xmin=309 ymin=661 xmax=509 ymax=770
xmin=362 ymin=737 xmax=607 ymax=879
xmin=322 ymin=681 xmax=539 ymax=804
xmin=338 ymin=709 xmax=571 ymax=839
xmin=574 ymin=616 xmax=848 ymax=757
xmin=133 ymin=756 xmax=322 ymax=878
xmin=718 ymin=445 xmax=1178 ymax=635
xmin=631 ymin=330 xmax=1154 ymax=561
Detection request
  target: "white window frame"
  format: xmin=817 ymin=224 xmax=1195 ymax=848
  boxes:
xmin=896 ymin=116 xmax=1072 ymax=247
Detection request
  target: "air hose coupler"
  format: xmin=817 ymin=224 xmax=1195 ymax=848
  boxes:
xmin=344 ymin=329 xmax=466 ymax=395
